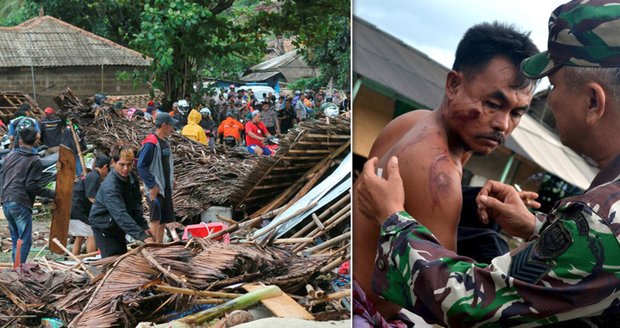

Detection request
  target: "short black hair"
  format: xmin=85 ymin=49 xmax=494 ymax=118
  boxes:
xmin=19 ymin=103 xmax=31 ymax=112
xmin=95 ymin=155 xmax=111 ymax=168
xmin=452 ymin=21 xmax=539 ymax=89
xmin=18 ymin=127 xmax=37 ymax=145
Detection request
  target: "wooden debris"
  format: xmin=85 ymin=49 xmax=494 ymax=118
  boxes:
xmin=243 ymin=283 xmax=314 ymax=320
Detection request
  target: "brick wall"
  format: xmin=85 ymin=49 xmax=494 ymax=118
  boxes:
xmin=0 ymin=66 xmax=150 ymax=109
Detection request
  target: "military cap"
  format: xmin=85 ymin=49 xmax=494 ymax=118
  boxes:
xmin=522 ymin=0 xmax=620 ymax=78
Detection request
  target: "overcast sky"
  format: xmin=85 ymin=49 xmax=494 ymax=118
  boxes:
xmin=353 ymin=0 xmax=568 ymax=90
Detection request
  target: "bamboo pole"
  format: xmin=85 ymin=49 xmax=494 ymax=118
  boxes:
xmin=314 ymin=286 xmax=325 ymax=298
xmin=215 ymin=214 xmax=237 ymax=226
xmin=320 ymin=254 xmax=350 ymax=273
xmin=179 ymin=285 xmax=282 ymax=325
xmin=292 ymin=206 xmax=350 ymax=252
xmin=69 ymin=121 xmax=87 ymax=177
xmin=305 ymin=134 xmax=350 ymax=139
xmin=311 ymin=290 xmax=351 ymax=305
xmin=273 ymin=237 xmax=314 ymax=244
xmin=287 ymin=149 xmax=333 ymax=154
xmin=285 ymin=159 xmax=333 ymax=206
xmin=52 ymin=238 xmax=95 ymax=279
xmin=311 ymin=213 xmax=324 ymax=231
xmin=281 ymin=156 xmax=326 ymax=161
xmin=194 ymin=298 xmax=227 ymax=305
xmin=301 ymin=232 xmax=351 ymax=256
xmin=204 ymin=215 xmax=261 ymax=241
xmin=291 ymin=193 xmax=350 ymax=238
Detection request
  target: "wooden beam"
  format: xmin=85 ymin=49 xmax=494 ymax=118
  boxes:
xmin=49 ymin=145 xmax=76 ymax=255
xmin=304 ymin=134 xmax=350 ymax=139
xmin=281 ymin=156 xmax=325 ymax=161
xmin=287 ymin=149 xmax=333 ymax=154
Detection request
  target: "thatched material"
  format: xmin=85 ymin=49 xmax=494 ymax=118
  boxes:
xmin=61 ymin=241 xmax=329 ymax=327
xmin=53 ymin=89 xmax=256 ymax=220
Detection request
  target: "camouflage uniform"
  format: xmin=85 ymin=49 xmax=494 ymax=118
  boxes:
xmin=372 ymin=154 xmax=620 ymax=327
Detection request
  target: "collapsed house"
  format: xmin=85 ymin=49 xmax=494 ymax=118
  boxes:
xmin=0 ymin=89 xmax=351 ymax=327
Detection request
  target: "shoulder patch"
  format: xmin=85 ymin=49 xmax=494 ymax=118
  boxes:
xmin=536 ymin=220 xmax=572 ymax=260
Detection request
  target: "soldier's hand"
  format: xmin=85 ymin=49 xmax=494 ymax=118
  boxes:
xmin=476 ymin=180 xmax=536 ymax=239
xmin=149 ymin=186 xmax=159 ymax=201
xmin=356 ymin=156 xmax=405 ymax=226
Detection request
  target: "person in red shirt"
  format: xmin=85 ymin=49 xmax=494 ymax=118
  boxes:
xmin=245 ymin=110 xmax=272 ymax=156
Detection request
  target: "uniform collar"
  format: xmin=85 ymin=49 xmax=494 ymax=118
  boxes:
xmin=588 ymin=153 xmax=620 ymax=191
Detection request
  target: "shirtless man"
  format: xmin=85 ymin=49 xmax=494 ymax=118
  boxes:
xmin=353 ymin=22 xmax=539 ymax=325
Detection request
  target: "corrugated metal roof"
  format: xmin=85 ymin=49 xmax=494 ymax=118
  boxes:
xmin=353 ymin=16 xmax=448 ymax=108
xmin=249 ymin=50 xmax=300 ymax=71
xmin=506 ymin=114 xmax=598 ymax=189
xmin=353 ymin=16 xmax=599 ymax=189
xmin=0 ymin=16 xmax=151 ymax=68
xmin=239 ymin=71 xmax=281 ymax=82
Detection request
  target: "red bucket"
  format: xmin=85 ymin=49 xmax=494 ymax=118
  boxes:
xmin=182 ymin=222 xmax=230 ymax=243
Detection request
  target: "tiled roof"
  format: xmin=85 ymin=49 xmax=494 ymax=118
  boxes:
xmin=0 ymin=15 xmax=151 ymax=68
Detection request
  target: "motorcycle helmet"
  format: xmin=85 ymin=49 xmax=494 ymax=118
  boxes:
xmin=177 ymin=99 xmax=190 ymax=114
xmin=200 ymin=107 xmax=211 ymax=116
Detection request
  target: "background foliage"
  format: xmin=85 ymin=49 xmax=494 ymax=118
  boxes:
xmin=1 ymin=0 xmax=351 ymax=106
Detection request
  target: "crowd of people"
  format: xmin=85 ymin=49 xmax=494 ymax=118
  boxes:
xmin=120 ymin=86 xmax=350 ymax=156
xmin=0 ymin=100 xmax=182 ymax=263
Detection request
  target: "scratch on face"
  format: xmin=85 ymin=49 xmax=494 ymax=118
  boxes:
xmin=450 ymin=108 xmax=481 ymax=122
xmin=429 ymin=154 xmax=454 ymax=205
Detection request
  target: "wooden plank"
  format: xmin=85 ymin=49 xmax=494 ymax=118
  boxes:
xmin=242 ymin=283 xmax=314 ymax=320
xmin=304 ymin=134 xmax=350 ymax=139
xmin=49 ymin=145 xmax=76 ymax=254
xmin=271 ymin=164 xmax=315 ymax=170
xmin=281 ymin=156 xmax=325 ymax=161
xmin=287 ymin=149 xmax=333 ymax=154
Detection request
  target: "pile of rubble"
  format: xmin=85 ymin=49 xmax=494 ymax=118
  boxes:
xmin=0 ymin=89 xmax=351 ymax=327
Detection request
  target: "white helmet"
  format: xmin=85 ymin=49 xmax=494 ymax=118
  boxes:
xmin=177 ymin=99 xmax=190 ymax=114
xmin=200 ymin=107 xmax=211 ymax=115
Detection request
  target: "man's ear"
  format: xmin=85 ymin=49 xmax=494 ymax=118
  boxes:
xmin=585 ymin=82 xmax=606 ymax=125
xmin=445 ymin=70 xmax=463 ymax=99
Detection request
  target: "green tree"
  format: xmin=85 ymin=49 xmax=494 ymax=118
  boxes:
xmin=131 ymin=0 xmax=266 ymax=105
xmin=251 ymin=0 xmax=351 ymax=89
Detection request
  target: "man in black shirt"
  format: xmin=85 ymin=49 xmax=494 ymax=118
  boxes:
xmin=40 ymin=107 xmax=65 ymax=148
xmin=89 ymin=147 xmax=154 ymax=257
xmin=69 ymin=155 xmax=110 ymax=255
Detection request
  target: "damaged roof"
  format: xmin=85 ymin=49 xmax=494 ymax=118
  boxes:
xmin=0 ymin=15 xmax=151 ymax=68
